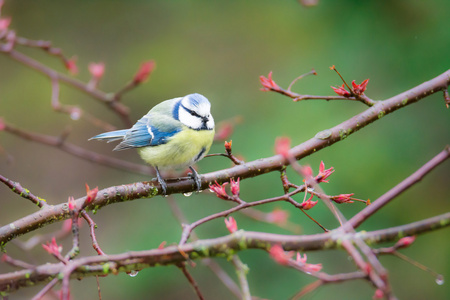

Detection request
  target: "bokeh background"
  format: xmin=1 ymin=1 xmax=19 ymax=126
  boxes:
xmin=1 ymin=0 xmax=449 ymax=299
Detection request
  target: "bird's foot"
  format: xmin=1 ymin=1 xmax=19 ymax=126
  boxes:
xmin=155 ymin=166 xmax=168 ymax=195
xmin=188 ymin=166 xmax=202 ymax=193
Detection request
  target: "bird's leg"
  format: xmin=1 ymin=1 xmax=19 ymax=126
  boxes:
xmin=188 ymin=166 xmax=202 ymax=192
xmin=154 ymin=166 xmax=168 ymax=195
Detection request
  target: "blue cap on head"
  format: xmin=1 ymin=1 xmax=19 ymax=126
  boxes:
xmin=185 ymin=93 xmax=210 ymax=107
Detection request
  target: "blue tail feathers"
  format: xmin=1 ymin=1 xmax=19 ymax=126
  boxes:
xmin=89 ymin=129 xmax=128 ymax=142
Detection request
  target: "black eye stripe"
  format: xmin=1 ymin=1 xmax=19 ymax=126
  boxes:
xmin=181 ymin=104 xmax=201 ymax=118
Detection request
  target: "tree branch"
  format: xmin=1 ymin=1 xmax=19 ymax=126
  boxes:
xmin=345 ymin=146 xmax=450 ymax=230
xmin=1 ymin=212 xmax=448 ymax=294
xmin=2 ymin=121 xmax=154 ymax=176
xmin=3 ymin=49 xmax=132 ymax=127
xmin=1 ymin=70 xmax=448 ymax=245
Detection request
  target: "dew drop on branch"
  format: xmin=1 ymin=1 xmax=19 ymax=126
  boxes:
xmin=128 ymin=270 xmax=139 ymax=277
xmin=435 ymin=274 xmax=444 ymax=285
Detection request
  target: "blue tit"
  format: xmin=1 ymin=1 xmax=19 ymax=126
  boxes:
xmin=89 ymin=93 xmax=215 ymax=195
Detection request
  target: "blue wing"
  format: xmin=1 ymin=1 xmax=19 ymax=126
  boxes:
xmin=113 ymin=115 xmax=181 ymax=151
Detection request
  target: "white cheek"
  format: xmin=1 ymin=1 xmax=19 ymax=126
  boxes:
xmin=207 ymin=116 xmax=215 ymax=129
xmin=179 ymin=109 xmax=202 ymax=129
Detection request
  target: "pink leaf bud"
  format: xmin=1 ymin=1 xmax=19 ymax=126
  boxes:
xmin=215 ymin=122 xmax=234 ymax=141
xmin=269 ymin=244 xmax=294 ymax=266
xmin=274 ymin=137 xmax=291 ymax=159
xmin=85 ymin=184 xmax=98 ymax=205
xmin=209 ymin=181 xmax=230 ymax=200
xmin=230 ymin=178 xmax=240 ymax=197
xmin=158 ymin=241 xmax=167 ymax=249
xmin=394 ymin=236 xmax=416 ymax=249
xmin=373 ymin=289 xmax=384 ymax=299
xmin=224 ymin=216 xmax=238 ymax=233
xmin=42 ymin=237 xmax=62 ymax=256
xmin=300 ymin=194 xmax=318 ymax=210
xmin=331 ymin=84 xmax=351 ymax=97
xmin=224 ymin=140 xmax=232 ymax=154
xmin=317 ymin=161 xmax=335 ymax=183
xmin=260 ymin=71 xmax=279 ymax=91
xmin=65 ymin=56 xmax=78 ymax=75
xmin=67 ymin=196 xmax=76 ymax=211
xmin=0 ymin=17 xmax=11 ymax=30
xmin=332 ymin=193 xmax=354 ymax=204
xmin=352 ymin=79 xmax=369 ymax=95
xmin=88 ymin=62 xmax=105 ymax=79
xmin=301 ymin=165 xmax=313 ymax=177
xmin=267 ymin=208 xmax=289 ymax=225
xmin=133 ymin=60 xmax=155 ymax=84
xmin=296 ymin=253 xmax=322 ymax=272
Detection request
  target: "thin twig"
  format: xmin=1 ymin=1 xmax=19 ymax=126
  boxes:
xmin=3 ymin=49 xmax=132 ymax=127
xmin=346 ymin=146 xmax=450 ymax=230
xmin=31 ymin=278 xmax=59 ymax=300
xmin=178 ymin=263 xmax=205 ymax=300
xmin=0 ymin=174 xmax=47 ymax=208
xmin=166 ymin=196 xmax=242 ymax=298
xmin=231 ymin=255 xmax=252 ymax=300
xmin=1 ymin=254 xmax=35 ymax=269
xmin=179 ymin=185 xmax=307 ymax=245
xmin=2 ymin=121 xmax=154 ymax=176
xmin=81 ymin=211 xmax=106 ymax=256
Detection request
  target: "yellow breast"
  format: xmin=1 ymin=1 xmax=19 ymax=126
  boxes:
xmin=138 ymin=127 xmax=215 ymax=169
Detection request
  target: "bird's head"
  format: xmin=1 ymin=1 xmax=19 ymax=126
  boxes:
xmin=178 ymin=93 xmax=215 ymax=130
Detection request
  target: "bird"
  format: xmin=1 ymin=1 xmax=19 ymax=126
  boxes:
xmin=89 ymin=93 xmax=215 ymax=195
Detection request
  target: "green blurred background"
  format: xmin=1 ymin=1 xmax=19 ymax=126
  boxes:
xmin=1 ymin=0 xmax=449 ymax=299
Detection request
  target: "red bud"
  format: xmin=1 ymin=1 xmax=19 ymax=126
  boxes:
xmin=133 ymin=60 xmax=155 ymax=84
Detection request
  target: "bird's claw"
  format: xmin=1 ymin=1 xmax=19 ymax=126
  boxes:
xmin=188 ymin=166 xmax=202 ymax=193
